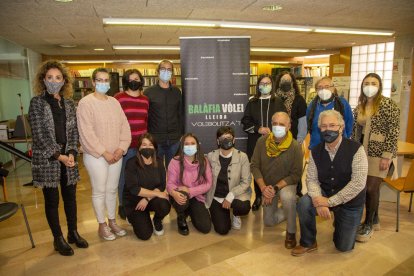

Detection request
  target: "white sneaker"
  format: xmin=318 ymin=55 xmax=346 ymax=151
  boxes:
xmin=153 ymin=217 xmax=165 ymax=236
xmin=108 ymin=220 xmax=127 ymax=237
xmin=99 ymin=224 xmax=116 ymax=241
xmin=232 ymin=215 xmax=241 ymax=230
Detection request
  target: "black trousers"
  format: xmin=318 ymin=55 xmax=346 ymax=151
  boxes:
xmin=42 ymin=163 xmax=77 ymax=238
xmin=170 ymin=194 xmax=211 ymax=234
xmin=209 ymin=199 xmax=251 ymax=235
xmin=126 ymin=197 xmax=171 ymax=240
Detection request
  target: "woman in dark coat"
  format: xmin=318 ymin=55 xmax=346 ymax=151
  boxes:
xmin=29 ymin=60 xmax=88 ymax=256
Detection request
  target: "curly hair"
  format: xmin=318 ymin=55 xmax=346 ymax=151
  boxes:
xmin=274 ymin=71 xmax=301 ymax=95
xmin=34 ymin=60 xmax=73 ymax=98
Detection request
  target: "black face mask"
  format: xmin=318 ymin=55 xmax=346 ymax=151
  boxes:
xmin=127 ymin=80 xmax=143 ymax=91
xmin=218 ymin=138 xmax=234 ymax=150
xmin=321 ymin=130 xmax=340 ymax=143
xmin=139 ymin=148 xmax=154 ymax=159
xmin=280 ymin=81 xmax=292 ymax=92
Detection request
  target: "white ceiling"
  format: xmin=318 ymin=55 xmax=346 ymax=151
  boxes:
xmin=0 ymin=0 xmax=413 ymax=58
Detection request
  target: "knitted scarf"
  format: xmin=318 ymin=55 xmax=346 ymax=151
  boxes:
xmin=275 ymin=88 xmax=295 ymax=116
xmin=265 ymin=131 xmax=293 ymax=157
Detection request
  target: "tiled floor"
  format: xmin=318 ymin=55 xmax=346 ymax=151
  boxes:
xmin=1 ymin=158 xmax=414 ymax=275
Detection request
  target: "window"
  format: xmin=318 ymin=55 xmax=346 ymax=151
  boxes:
xmin=349 ymin=42 xmax=394 ymax=107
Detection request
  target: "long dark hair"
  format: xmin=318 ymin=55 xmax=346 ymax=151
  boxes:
xmin=122 ymin=69 xmax=144 ymax=91
xmin=274 ymin=71 xmax=300 ymax=95
xmin=174 ymin=133 xmax=207 ymax=184
xmin=358 ymin=73 xmax=383 ymax=116
xmin=135 ymin=133 xmax=158 ymax=168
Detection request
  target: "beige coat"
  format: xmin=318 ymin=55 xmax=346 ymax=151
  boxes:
xmin=205 ymin=148 xmax=252 ymax=208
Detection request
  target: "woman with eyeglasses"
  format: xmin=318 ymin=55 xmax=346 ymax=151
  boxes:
xmin=241 ymin=74 xmax=286 ymax=211
xmin=77 ymin=67 xmax=131 ymax=241
xmin=167 ymin=133 xmax=213 ymax=236
xmin=306 ymin=76 xmax=353 ymax=149
xmin=29 ymin=60 xmax=88 ymax=256
xmin=352 ymin=73 xmax=400 ymax=242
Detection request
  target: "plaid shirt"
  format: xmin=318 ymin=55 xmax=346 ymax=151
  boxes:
xmin=306 ymin=137 xmax=368 ymax=207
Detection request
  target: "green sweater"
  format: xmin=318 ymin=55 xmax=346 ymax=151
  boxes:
xmin=250 ymin=134 xmax=303 ymax=187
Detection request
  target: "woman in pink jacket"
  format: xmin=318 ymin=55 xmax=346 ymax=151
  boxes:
xmin=167 ymin=133 xmax=213 ymax=236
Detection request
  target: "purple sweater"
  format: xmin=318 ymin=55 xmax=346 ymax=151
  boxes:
xmin=167 ymin=157 xmax=213 ymax=203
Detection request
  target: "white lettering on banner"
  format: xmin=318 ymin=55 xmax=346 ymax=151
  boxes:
xmin=205 ymin=114 xmax=227 ymax=120
xmin=222 ymin=103 xmax=244 ymax=113
xmin=233 ymin=93 xmax=248 ymax=96
xmin=185 ymin=77 xmax=199 ymax=80
xmin=217 ymin=39 xmax=230 ymax=42
xmin=200 ymin=56 xmax=215 ymax=59
xmin=232 ymin=72 xmax=248 ymax=75
xmin=191 ymin=121 xmax=241 ymax=127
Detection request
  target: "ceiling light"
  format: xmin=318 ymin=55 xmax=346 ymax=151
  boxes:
xmin=55 ymin=0 xmax=73 ymax=2
xmin=262 ymin=5 xmax=283 ymax=11
xmin=251 ymin=47 xmax=308 ymax=53
xmin=220 ymin=22 xmax=311 ymax=32
xmin=314 ymin=28 xmax=394 ymax=36
xmin=250 ymin=61 xmax=289 ymax=64
xmin=103 ymin=18 xmax=216 ymax=27
xmin=94 ymin=48 xmax=105 ymax=51
xmin=303 ymin=54 xmax=331 ymax=58
xmin=63 ymin=60 xmax=114 ymax=64
xmin=59 ymin=44 xmax=77 ymax=48
xmin=113 ymin=45 xmax=180 ymax=50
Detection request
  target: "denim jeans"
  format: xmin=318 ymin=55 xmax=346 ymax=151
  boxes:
xmin=297 ymin=194 xmax=363 ymax=252
xmin=118 ymin=148 xmax=137 ymax=206
xmin=157 ymin=140 xmax=180 ymax=169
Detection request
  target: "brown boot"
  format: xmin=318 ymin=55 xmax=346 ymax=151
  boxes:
xmin=291 ymin=242 xmax=318 ymax=256
xmin=285 ymin=232 xmax=297 ymax=249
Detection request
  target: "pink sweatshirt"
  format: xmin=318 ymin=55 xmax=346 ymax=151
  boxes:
xmin=77 ymin=94 xmax=131 ymax=158
xmin=167 ymin=157 xmax=213 ymax=203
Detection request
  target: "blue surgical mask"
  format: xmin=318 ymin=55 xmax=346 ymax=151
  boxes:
xmin=272 ymin=125 xmax=286 ymax=138
xmin=183 ymin=145 xmax=197 ymax=156
xmin=159 ymin=70 xmax=172 ymax=82
xmin=259 ymin=85 xmax=272 ymax=95
xmin=95 ymin=82 xmax=110 ymax=94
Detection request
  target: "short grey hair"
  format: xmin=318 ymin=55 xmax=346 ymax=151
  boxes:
xmin=317 ymin=110 xmax=344 ymax=128
xmin=272 ymin=111 xmax=291 ymax=124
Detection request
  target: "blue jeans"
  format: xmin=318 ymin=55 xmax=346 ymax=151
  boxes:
xmin=118 ymin=148 xmax=137 ymax=206
xmin=297 ymin=194 xmax=363 ymax=252
xmin=157 ymin=140 xmax=180 ymax=169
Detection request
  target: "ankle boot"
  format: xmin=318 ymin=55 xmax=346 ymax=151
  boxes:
xmin=177 ymin=215 xmax=189 ymax=236
xmin=252 ymin=197 xmax=262 ymax=211
xmin=285 ymin=232 xmax=297 ymax=249
xmin=67 ymin=230 xmax=89 ymax=248
xmin=54 ymin=236 xmax=74 ymax=256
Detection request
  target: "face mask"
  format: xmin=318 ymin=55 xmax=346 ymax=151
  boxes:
xmin=183 ymin=145 xmax=197 ymax=156
xmin=321 ymin=130 xmax=340 ymax=143
xmin=280 ymin=81 xmax=292 ymax=93
xmin=363 ymin=85 xmax=379 ymax=98
xmin=218 ymin=138 xmax=234 ymax=150
xmin=127 ymin=80 xmax=143 ymax=91
xmin=139 ymin=148 xmax=154 ymax=159
xmin=44 ymin=80 xmax=65 ymax=95
xmin=259 ymin=85 xmax=272 ymax=95
xmin=272 ymin=125 xmax=286 ymax=138
xmin=159 ymin=70 xmax=172 ymax=82
xmin=95 ymin=82 xmax=110 ymax=94
xmin=318 ymin=89 xmax=332 ymax=101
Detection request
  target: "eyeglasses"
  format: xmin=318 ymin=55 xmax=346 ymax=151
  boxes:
xmin=320 ymin=124 xmax=341 ymax=131
xmin=159 ymin=67 xmax=172 ymax=72
xmin=259 ymin=82 xmax=272 ymax=86
xmin=317 ymin=85 xmax=333 ymax=90
xmin=95 ymin=78 xmax=110 ymax=83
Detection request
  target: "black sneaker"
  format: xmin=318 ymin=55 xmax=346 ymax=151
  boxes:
xmin=153 ymin=217 xmax=164 ymax=236
xmin=356 ymin=224 xmax=373 ymax=242
xmin=118 ymin=205 xmax=126 ymax=220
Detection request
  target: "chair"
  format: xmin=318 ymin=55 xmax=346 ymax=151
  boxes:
xmin=383 ymin=159 xmax=414 ymax=232
xmin=0 ymin=201 xmax=35 ymax=248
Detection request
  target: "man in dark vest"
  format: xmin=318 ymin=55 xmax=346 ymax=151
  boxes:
xmin=291 ymin=110 xmax=368 ymax=256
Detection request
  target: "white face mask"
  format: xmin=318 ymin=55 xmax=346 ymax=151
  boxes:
xmin=363 ymin=85 xmax=379 ymax=98
xmin=318 ymin=89 xmax=332 ymax=101
xmin=272 ymin=125 xmax=286 ymax=138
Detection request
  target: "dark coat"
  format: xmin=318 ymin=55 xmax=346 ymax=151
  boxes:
xmin=28 ymin=95 xmax=80 ymax=188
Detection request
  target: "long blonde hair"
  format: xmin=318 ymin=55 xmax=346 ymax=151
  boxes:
xmin=358 ymin=73 xmax=383 ymax=116
xmin=34 ymin=60 xmax=73 ymax=98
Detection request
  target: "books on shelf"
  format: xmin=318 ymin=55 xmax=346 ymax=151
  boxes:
xmin=250 ymin=75 xmax=258 ymax=85
xmin=303 ymin=66 xmax=329 ymax=77
xmin=250 ymin=66 xmax=257 ymax=75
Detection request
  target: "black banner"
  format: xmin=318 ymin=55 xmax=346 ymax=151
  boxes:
xmin=180 ymin=36 xmax=250 ymax=153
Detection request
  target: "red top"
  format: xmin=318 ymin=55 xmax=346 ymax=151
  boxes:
xmin=114 ymin=92 xmax=149 ymax=149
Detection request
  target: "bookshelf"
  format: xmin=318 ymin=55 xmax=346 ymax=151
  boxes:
xmin=249 ymin=64 xmax=258 ymax=95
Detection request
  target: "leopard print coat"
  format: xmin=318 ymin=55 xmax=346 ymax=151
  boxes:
xmin=28 ymin=95 xmax=80 ymax=188
xmin=352 ymin=96 xmax=400 ymax=160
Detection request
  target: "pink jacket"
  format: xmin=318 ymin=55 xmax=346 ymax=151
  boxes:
xmin=167 ymin=157 xmax=213 ymax=203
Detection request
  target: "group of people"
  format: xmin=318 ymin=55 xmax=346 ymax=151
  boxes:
xmin=28 ymin=59 xmax=400 ymax=258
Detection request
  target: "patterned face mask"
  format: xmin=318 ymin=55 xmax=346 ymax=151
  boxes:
xmin=44 ymin=80 xmax=65 ymax=94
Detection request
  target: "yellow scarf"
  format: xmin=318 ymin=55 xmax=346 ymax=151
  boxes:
xmin=265 ymin=131 xmax=293 ymax=157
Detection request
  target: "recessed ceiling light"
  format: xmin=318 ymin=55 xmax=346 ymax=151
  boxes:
xmin=262 ymin=5 xmax=283 ymax=11
xmin=59 ymin=44 xmax=77 ymax=48
xmin=55 ymin=0 xmax=73 ymax=2
xmin=94 ymin=48 xmax=105 ymax=51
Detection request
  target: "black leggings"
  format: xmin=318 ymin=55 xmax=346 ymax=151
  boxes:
xmin=170 ymin=194 xmax=211 ymax=234
xmin=209 ymin=199 xmax=251 ymax=235
xmin=253 ymin=180 xmax=262 ymax=200
xmin=126 ymin=198 xmax=171 ymax=240
xmin=364 ymin=176 xmax=382 ymax=225
xmin=42 ymin=164 xmax=77 ymax=238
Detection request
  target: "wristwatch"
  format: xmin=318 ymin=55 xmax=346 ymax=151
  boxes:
xmin=273 ymin=185 xmax=280 ymax=194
